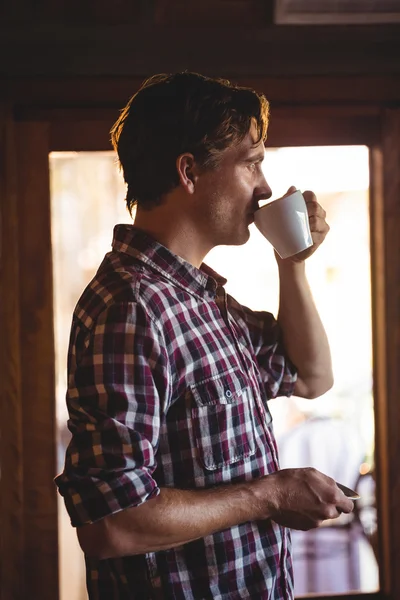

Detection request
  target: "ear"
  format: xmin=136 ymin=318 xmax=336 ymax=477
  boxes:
xmin=176 ymin=153 xmax=198 ymax=194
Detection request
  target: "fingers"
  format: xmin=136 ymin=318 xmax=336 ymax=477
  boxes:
xmin=303 ymin=191 xmax=326 ymax=218
xmin=281 ymin=185 xmax=298 ymax=199
xmin=275 ymin=188 xmax=329 ymax=263
xmin=321 ymin=477 xmax=355 ymax=520
xmin=284 ymin=188 xmax=327 ymax=225
xmin=335 ymin=494 xmax=355 ymax=515
xmin=266 ymin=467 xmax=356 ymax=533
xmin=320 ymin=473 xmax=355 ymax=511
xmin=309 ymin=215 xmax=329 ymax=234
xmin=302 ymin=189 xmax=318 ymax=206
xmin=302 ymin=190 xmax=329 ymax=240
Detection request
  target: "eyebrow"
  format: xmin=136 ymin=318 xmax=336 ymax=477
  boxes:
xmin=245 ymin=152 xmax=265 ymax=163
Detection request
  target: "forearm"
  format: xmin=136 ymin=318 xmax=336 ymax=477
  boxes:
xmin=277 ymin=260 xmax=333 ymax=398
xmin=77 ymin=480 xmax=271 ymax=559
xmin=77 ymin=466 xmax=354 ymax=559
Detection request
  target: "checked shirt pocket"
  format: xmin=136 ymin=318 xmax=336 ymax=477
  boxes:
xmin=190 ymin=370 xmax=256 ymax=471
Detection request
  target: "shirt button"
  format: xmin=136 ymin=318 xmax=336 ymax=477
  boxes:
xmin=225 ymin=389 xmax=233 ymax=399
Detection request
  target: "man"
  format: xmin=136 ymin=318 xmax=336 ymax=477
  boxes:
xmin=55 ymin=72 xmax=354 ymax=600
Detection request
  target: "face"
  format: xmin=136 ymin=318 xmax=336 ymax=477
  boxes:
xmin=192 ymin=121 xmax=272 ymax=248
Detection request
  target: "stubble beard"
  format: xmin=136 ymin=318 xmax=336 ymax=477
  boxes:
xmin=206 ymin=192 xmax=250 ymax=247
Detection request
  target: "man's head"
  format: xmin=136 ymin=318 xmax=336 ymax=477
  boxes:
xmin=110 ymin=72 xmax=269 ymax=216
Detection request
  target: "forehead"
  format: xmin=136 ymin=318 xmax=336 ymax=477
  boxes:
xmin=227 ymin=120 xmax=265 ymax=160
xmin=240 ymin=126 xmax=264 ymax=154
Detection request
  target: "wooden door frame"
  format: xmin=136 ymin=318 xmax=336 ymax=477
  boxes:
xmin=0 ymin=105 xmax=25 ymax=600
xmin=1 ymin=105 xmax=398 ymax=600
xmin=0 ymin=115 xmax=59 ymax=600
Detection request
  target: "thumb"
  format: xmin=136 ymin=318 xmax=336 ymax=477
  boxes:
xmin=286 ymin=185 xmax=297 ymax=195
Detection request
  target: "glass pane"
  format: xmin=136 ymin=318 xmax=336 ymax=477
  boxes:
xmin=208 ymin=145 xmax=378 ymax=595
xmin=50 ymin=152 xmax=129 ymax=600
xmin=51 ymin=146 xmax=378 ymax=600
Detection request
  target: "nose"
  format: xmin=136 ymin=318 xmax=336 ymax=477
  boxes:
xmin=255 ymin=172 xmax=272 ymax=204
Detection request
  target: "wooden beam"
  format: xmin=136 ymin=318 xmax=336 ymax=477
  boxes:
xmin=0 ymin=23 xmax=399 ymax=78
xmin=154 ymin=0 xmax=269 ymax=26
xmin=370 ymin=109 xmax=400 ymax=599
xmin=6 ymin=74 xmax=400 ymax=114
xmin=370 ymin=145 xmax=391 ymax=597
xmin=41 ymin=109 xmax=379 ymax=152
xmin=267 ymin=115 xmax=379 ymax=146
xmin=0 ymin=106 xmax=24 ymax=600
xmin=16 ymin=122 xmax=59 ymax=600
xmin=380 ymin=109 xmax=400 ymax=597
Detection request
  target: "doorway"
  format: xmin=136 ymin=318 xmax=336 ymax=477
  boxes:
xmin=50 ymin=145 xmax=378 ymax=599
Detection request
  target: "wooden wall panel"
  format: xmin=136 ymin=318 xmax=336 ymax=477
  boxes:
xmin=6 ymin=75 xmax=400 ymax=115
xmin=43 ymin=111 xmax=379 ymax=152
xmin=1 ymin=24 xmax=399 ymax=79
xmin=0 ymin=0 xmax=141 ymax=24
xmin=370 ymin=109 xmax=400 ymax=599
xmin=380 ymin=109 xmax=400 ymax=597
xmin=0 ymin=0 xmax=33 ymax=22
xmin=62 ymin=0 xmax=141 ymax=24
xmin=16 ymin=122 xmax=59 ymax=600
xmin=154 ymin=0 xmax=269 ymax=26
xmin=0 ymin=0 xmax=271 ymax=26
xmin=0 ymin=107 xmax=24 ymax=600
xmin=370 ymin=145 xmax=391 ymax=596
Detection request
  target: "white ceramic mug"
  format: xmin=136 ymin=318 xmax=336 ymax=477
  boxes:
xmin=254 ymin=189 xmax=313 ymax=259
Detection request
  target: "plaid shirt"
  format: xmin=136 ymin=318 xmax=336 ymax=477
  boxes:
xmin=56 ymin=224 xmax=297 ymax=600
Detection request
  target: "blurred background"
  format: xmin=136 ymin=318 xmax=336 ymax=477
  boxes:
xmin=50 ymin=146 xmax=377 ymax=599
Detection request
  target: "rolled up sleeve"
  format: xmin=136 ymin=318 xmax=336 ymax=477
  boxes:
xmin=55 ymin=301 xmax=170 ymax=527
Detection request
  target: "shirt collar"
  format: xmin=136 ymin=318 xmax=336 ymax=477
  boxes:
xmin=111 ymin=224 xmax=227 ymax=299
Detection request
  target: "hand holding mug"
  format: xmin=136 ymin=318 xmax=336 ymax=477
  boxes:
xmin=292 ymin=189 xmax=330 ymax=263
xmin=254 ymin=186 xmax=329 ymax=261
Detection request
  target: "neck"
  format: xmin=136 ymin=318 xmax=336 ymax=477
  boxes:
xmin=133 ymin=204 xmax=211 ymax=269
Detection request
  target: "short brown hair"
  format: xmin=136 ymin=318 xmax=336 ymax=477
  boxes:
xmin=110 ymin=72 xmax=269 ymax=215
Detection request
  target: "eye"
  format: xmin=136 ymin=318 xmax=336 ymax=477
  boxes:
xmin=248 ymin=162 xmax=256 ymax=171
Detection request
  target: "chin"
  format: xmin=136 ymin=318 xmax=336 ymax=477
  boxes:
xmin=229 ymin=228 xmax=250 ymax=246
